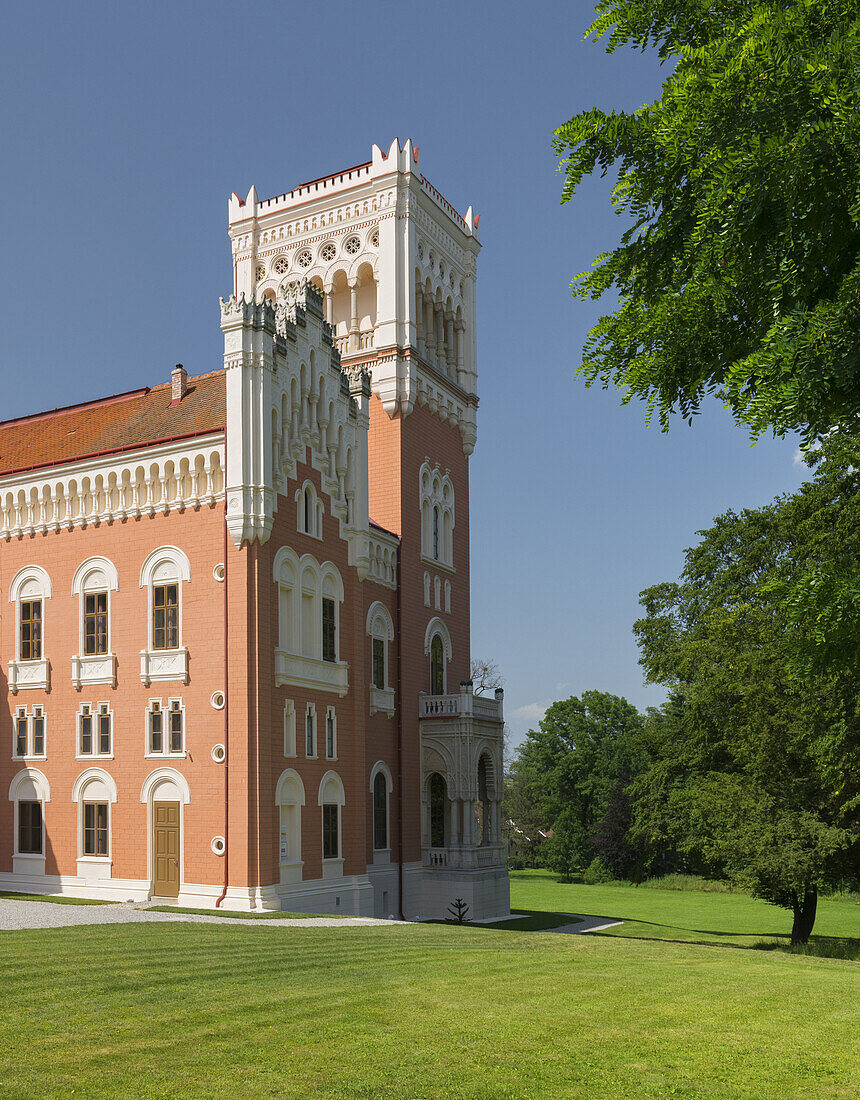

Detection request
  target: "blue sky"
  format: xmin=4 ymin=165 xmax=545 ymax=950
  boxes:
xmin=0 ymin=1 xmax=809 ymax=745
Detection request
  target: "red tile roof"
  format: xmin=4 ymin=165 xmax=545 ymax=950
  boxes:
xmin=0 ymin=370 xmax=225 ymax=477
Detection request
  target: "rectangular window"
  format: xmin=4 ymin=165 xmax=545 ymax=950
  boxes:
xmin=372 ymin=638 xmax=385 ymax=690
xmin=83 ymin=802 xmax=108 ymax=856
xmin=169 ymin=701 xmax=183 ymax=753
xmin=149 ymin=702 xmax=163 ymax=753
xmin=322 ymin=598 xmax=336 ymax=663
xmin=84 ymin=592 xmax=109 ymax=655
xmin=322 ymin=804 xmax=339 ymax=860
xmin=152 ymin=584 xmax=179 ymax=650
xmin=326 ymin=712 xmax=335 ymax=759
xmin=18 ymin=801 xmax=42 ymax=854
xmin=20 ymin=599 xmax=42 ymax=661
xmin=15 ymin=712 xmax=28 ymax=757
xmin=98 ymin=706 xmax=111 ymax=755
xmin=31 ymin=708 xmax=44 ymax=757
xmin=79 ymin=706 xmax=93 ymax=755
xmin=305 ymin=709 xmax=315 ymax=757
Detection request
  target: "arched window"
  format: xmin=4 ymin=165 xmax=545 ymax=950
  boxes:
xmin=477 ymin=754 xmax=490 ymax=846
xmin=71 ymin=557 xmax=119 ymax=689
xmin=72 ymin=768 xmax=118 ymax=866
xmin=9 ymin=768 xmax=51 ymax=872
xmin=423 ymin=618 xmax=452 ymax=697
xmin=419 ymin=462 xmax=455 ymax=568
xmin=373 ymin=770 xmax=389 ymax=851
xmin=273 ymin=548 xmax=348 ymax=695
xmin=276 ymin=768 xmax=305 ymax=882
xmin=295 ymin=480 xmax=323 ymax=539
xmin=8 ymin=565 xmax=52 ymax=694
xmin=366 ymin=601 xmax=395 ymax=716
xmin=318 ymin=771 xmax=346 ymax=866
xmin=139 ymin=546 xmax=190 ymax=687
xmin=428 ymin=773 xmax=446 ymax=848
xmin=430 ymin=635 xmax=445 ymax=695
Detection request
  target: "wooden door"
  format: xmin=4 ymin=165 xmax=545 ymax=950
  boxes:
xmin=153 ymin=801 xmax=180 ymax=897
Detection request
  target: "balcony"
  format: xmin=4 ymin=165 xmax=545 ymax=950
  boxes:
xmin=419 ymin=685 xmax=504 ymax=723
xmin=422 ymin=844 xmax=507 ymax=871
xmin=275 ymin=650 xmax=349 ymax=697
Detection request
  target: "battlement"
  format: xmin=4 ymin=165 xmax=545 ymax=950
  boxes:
xmin=229 ymin=139 xmax=478 ymax=241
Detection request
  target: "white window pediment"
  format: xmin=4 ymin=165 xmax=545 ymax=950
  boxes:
xmin=139 ymin=546 xmax=191 ymax=588
xmin=10 ymin=565 xmax=52 ymax=603
xmin=8 ymin=767 xmax=51 ymax=803
xmin=318 ymin=769 xmax=345 ymax=807
xmin=72 ymin=767 xmax=118 ymax=804
xmin=71 ymin=557 xmax=119 ymax=596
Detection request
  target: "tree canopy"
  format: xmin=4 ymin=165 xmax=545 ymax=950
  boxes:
xmin=555 ymin=0 xmax=860 ymax=440
xmin=631 ymin=434 xmax=860 ymax=942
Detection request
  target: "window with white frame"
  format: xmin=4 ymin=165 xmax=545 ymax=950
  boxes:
xmin=276 ymin=768 xmax=305 ymax=869
xmin=70 ymin=557 xmax=119 ymax=689
xmin=419 ymin=462 xmax=454 ymax=568
xmin=283 ymin=699 xmax=296 ymax=757
xmin=139 ymin=546 xmax=191 ymax=687
xmin=318 ymin=771 xmax=345 ymax=863
xmin=370 ymin=763 xmax=392 ymax=852
xmin=325 ymin=707 xmax=337 ymax=760
xmin=10 ymin=769 xmax=51 ymax=864
xmin=273 ymin=548 xmax=348 ymax=696
xmin=366 ymin=602 xmax=395 ymax=717
xmin=72 ymin=769 xmax=117 ymax=863
xmin=147 ymin=698 xmax=185 ymax=756
xmin=295 ymin=480 xmax=323 ymax=539
xmin=78 ymin=703 xmax=113 ymax=758
xmin=305 ymin=703 xmax=316 ymax=757
xmin=424 ymin=618 xmax=452 ymax=697
xmin=13 ymin=705 xmax=46 ymax=759
xmin=8 ymin=565 xmax=52 ymax=693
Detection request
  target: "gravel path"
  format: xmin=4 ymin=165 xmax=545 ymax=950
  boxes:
xmin=0 ymin=898 xmax=400 ymax=931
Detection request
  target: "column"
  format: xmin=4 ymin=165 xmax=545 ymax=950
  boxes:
xmin=455 ymin=320 xmax=466 ymax=387
xmin=424 ymin=293 xmax=436 ymax=359
xmin=444 ymin=312 xmax=455 ymax=377
xmin=415 ymin=287 xmax=425 ymax=358
xmin=348 ymin=281 xmax=359 ymax=353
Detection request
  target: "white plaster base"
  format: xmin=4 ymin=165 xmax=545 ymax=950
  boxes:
xmin=419 ymin=866 xmax=510 ymax=922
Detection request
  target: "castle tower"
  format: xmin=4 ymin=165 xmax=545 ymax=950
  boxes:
xmin=228 ymin=143 xmax=508 ymax=920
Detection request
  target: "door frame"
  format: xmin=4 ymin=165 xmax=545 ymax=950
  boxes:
xmin=140 ymin=768 xmax=190 ymax=899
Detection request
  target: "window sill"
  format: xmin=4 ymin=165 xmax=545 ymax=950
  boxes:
xmin=76 ymin=855 xmax=112 ymax=864
xmin=274 ymin=651 xmax=349 ymax=696
xmin=421 ymin=555 xmax=455 ymax=575
xmin=140 ymin=647 xmax=188 ymax=687
xmin=369 ymin=685 xmax=395 ymax=717
xmin=75 ymin=754 xmax=114 ymax=761
xmin=372 ymin=847 xmax=391 ymax=866
xmin=8 ymin=658 xmax=50 ymax=694
xmin=71 ymin=653 xmax=117 ymax=690
xmin=12 ymin=754 xmax=47 ymax=762
xmin=322 ymin=857 xmax=345 ymax=881
xmin=145 ymin=751 xmax=187 ymax=760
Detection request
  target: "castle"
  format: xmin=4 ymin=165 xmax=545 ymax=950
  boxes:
xmin=0 ymin=141 xmax=509 ymax=919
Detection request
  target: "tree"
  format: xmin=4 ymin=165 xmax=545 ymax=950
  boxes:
xmin=509 ymin=691 xmax=646 ymax=880
xmin=630 ymin=446 xmax=860 ymax=942
xmin=554 ymin=0 xmax=860 ymax=441
xmin=470 ymin=657 xmax=504 ymax=696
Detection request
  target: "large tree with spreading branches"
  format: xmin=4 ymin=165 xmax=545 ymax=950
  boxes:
xmin=555 ymin=0 xmax=860 ymax=441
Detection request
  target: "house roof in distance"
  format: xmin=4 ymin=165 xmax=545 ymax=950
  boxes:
xmin=0 ymin=370 xmax=226 ymax=477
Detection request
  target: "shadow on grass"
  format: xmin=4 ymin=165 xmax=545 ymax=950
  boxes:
xmin=754 ymin=937 xmax=860 ymax=962
xmin=428 ymin=910 xmax=582 ymax=932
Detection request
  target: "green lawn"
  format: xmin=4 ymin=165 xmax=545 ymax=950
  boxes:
xmin=509 ymin=871 xmax=860 ymax=953
xmin=0 ymin=875 xmax=856 ymax=1099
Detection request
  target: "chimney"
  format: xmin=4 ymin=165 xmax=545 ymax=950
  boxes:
xmin=171 ymin=363 xmax=188 ymax=403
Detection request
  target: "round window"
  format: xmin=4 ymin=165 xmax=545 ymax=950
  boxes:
xmin=210 ymin=691 xmax=225 ymax=710
xmin=371 ymin=230 xmax=379 ymax=248
xmin=273 ymin=256 xmax=289 ymax=275
xmin=296 ymin=249 xmax=312 ymax=268
xmin=255 ymin=263 xmax=266 ymax=281
xmin=213 ymin=563 xmax=225 ymax=582
xmin=344 ymin=236 xmax=361 ymax=255
xmin=211 ymin=835 xmax=226 ymax=855
xmin=321 ymin=242 xmax=336 ymax=262
xmin=211 ymin=743 xmax=226 ymax=763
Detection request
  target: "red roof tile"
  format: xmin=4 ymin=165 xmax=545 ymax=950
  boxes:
xmin=0 ymin=370 xmax=225 ymax=477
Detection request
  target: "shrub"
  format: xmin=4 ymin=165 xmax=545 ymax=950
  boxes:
xmin=583 ymin=857 xmax=615 ymax=885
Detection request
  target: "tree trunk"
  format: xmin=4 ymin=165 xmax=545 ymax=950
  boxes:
xmin=790 ymin=886 xmax=817 ymax=945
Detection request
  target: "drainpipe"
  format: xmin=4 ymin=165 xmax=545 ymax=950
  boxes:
xmin=396 ymin=543 xmax=404 ymax=921
xmin=216 ymin=433 xmax=229 ymax=907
